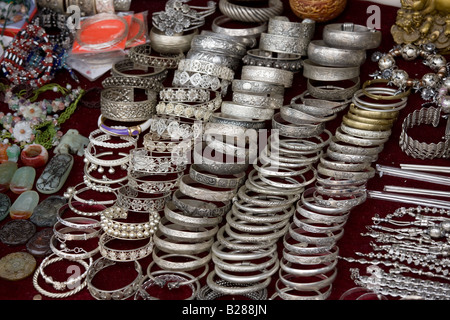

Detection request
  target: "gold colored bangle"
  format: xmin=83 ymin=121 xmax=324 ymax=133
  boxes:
xmin=342 ymin=115 xmax=393 ymax=131
xmin=349 ymin=104 xmax=399 ymax=120
xmin=346 ymin=112 xmax=396 ymax=126
xmin=362 ymin=79 xmax=411 ymax=101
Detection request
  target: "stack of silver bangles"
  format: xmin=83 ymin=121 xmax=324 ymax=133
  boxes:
xmin=33 ymin=202 xmax=100 ymax=299
xmin=304 ymin=22 xmax=381 ymax=101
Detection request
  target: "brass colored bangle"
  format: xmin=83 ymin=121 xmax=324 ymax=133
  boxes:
xmin=349 ymin=103 xmax=399 ymax=120
xmin=342 ymin=115 xmax=393 ymax=131
xmin=345 ymin=112 xmax=396 ymax=126
xmin=362 ymin=79 xmax=412 ymax=101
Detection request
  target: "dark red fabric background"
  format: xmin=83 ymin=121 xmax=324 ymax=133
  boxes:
xmin=0 ymin=0 xmax=449 ymax=301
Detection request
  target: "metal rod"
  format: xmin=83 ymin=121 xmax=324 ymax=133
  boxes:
xmin=399 ymin=164 xmax=450 ymax=174
xmin=383 ymin=185 xmax=450 ymax=198
xmin=376 ymin=164 xmax=450 ymax=186
xmin=367 ymin=191 xmax=450 ymax=210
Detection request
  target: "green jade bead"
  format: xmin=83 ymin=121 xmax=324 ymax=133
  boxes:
xmin=0 ymin=161 xmax=18 ymax=193
xmin=10 ymin=166 xmax=36 ymax=194
xmin=10 ymin=190 xmax=39 ymax=219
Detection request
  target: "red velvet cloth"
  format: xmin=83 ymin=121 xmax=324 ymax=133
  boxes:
xmin=0 ymin=0 xmax=449 ymax=302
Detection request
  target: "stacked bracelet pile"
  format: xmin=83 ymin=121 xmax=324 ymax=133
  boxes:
xmin=304 ymin=22 xmax=381 ymax=101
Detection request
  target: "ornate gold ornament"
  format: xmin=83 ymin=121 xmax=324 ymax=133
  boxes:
xmin=391 ymin=0 xmax=450 ymax=53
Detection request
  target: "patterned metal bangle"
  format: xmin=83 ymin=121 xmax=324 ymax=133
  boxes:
xmin=172 ymin=191 xmax=231 ymax=218
xmin=259 ymin=32 xmax=310 ymax=56
xmin=268 ymin=16 xmax=315 ymax=39
xmin=116 ymin=185 xmax=170 ymax=212
xmin=128 ymin=43 xmax=184 ymax=69
xmin=111 ymin=59 xmax=168 ymax=82
xmin=87 ymin=257 xmax=142 ymax=300
xmin=243 ymin=49 xmax=303 ymax=73
xmin=99 ymin=233 xmax=154 ymax=262
xmin=232 ymin=91 xmax=284 ymax=109
xmin=155 ymin=101 xmax=215 ymax=121
xmin=272 ymin=112 xmax=325 ymax=138
xmin=100 ymin=87 xmax=158 ymax=122
xmin=102 ymin=76 xmax=164 ymax=92
xmin=178 ymin=59 xmax=235 ymax=81
xmin=212 ymin=15 xmax=268 ymax=37
xmin=143 ymin=133 xmax=193 ymax=154
xmin=128 ymin=171 xmax=182 ymax=194
xmin=399 ymin=106 xmax=450 ymax=159
xmin=37 ymin=0 xmax=65 ymax=13
xmin=189 ymin=164 xmax=246 ymax=189
xmin=129 ymin=148 xmax=188 ymax=174
xmin=149 ymin=115 xmax=202 ymax=140
xmin=209 ymin=112 xmax=267 ymax=129
xmin=232 ymin=79 xmax=285 ymax=96
xmin=307 ymin=77 xmax=361 ymax=101
xmin=221 ymin=101 xmax=275 ymax=120
xmin=303 ymin=59 xmax=360 ymax=81
xmin=190 ymin=34 xmax=247 ymax=57
xmin=187 ymin=49 xmax=241 ymax=71
xmin=172 ymin=70 xmax=231 ymax=95
xmin=89 ymin=129 xmax=138 ymax=149
xmin=149 ymin=27 xmax=199 ymax=54
xmin=241 ymin=65 xmax=294 ymax=88
xmin=218 ymin=0 xmax=283 ymax=23
xmin=159 ymin=87 xmax=220 ymax=104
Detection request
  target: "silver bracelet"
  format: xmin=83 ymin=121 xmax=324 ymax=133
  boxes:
xmin=218 ymin=0 xmax=283 ymax=23
xmin=241 ymin=65 xmax=294 ymax=88
xmin=87 ymin=257 xmax=143 ymax=300
xmin=99 ymin=233 xmax=154 ymax=262
xmin=323 ymin=22 xmax=382 ymax=50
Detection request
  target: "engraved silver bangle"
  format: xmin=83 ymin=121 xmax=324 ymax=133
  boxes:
xmin=200 ymin=29 xmax=257 ymax=50
xmin=189 ymin=164 xmax=246 ymax=189
xmin=268 ymin=16 xmax=315 ymax=39
xmin=135 ymin=272 xmax=200 ymax=300
xmin=178 ymin=58 xmax=235 ymax=81
xmin=241 ymin=65 xmax=294 ymax=88
xmin=149 ymin=249 xmax=210 ymax=279
xmin=100 ymin=87 xmax=158 ymax=122
xmin=292 ymin=90 xmax=351 ymax=116
xmin=116 ymin=185 xmax=170 ymax=213
xmin=307 ymin=77 xmax=361 ymax=101
xmin=179 ymin=175 xmax=237 ymax=202
xmin=57 ymin=202 xmax=103 ymax=229
xmin=186 ymin=49 xmax=241 ymax=71
xmin=172 ymin=70 xmax=231 ymax=95
xmin=128 ymin=43 xmax=184 ymax=69
xmin=272 ymin=112 xmax=325 ymax=138
xmin=259 ymin=32 xmax=310 ymax=55
xmin=232 ymin=79 xmax=284 ymax=96
xmin=303 ymin=59 xmax=360 ymax=81
xmin=102 ymin=76 xmax=164 ymax=92
xmin=206 ymin=270 xmax=272 ymax=295
xmin=153 ymin=229 xmax=214 ymax=255
xmin=323 ymin=23 xmax=382 ymax=50
xmin=158 ymin=217 xmax=218 ymax=243
xmin=165 ymin=200 xmax=225 ymax=226
xmin=190 ymin=34 xmax=247 ymax=57
xmin=129 ymin=148 xmax=188 ymax=174
xmin=49 ymin=234 xmax=100 ymax=260
xmin=308 ymin=40 xmax=367 ymax=67
xmin=280 ymin=105 xmax=337 ymax=125
xmin=111 ymin=58 xmax=168 ymax=82
xmin=87 ymin=257 xmax=143 ymax=300
xmin=221 ymin=101 xmax=275 ymax=120
xmin=209 ymin=112 xmax=267 ymax=129
xmin=218 ymin=0 xmax=283 ymax=23
xmin=98 ymin=233 xmax=154 ymax=262
xmin=197 ymin=280 xmax=268 ymax=300
xmin=212 ymin=15 xmax=268 ymax=37
xmin=127 ymin=171 xmax=182 ymax=194
xmin=243 ymin=49 xmax=303 ymax=73
xmin=171 ymin=190 xmax=231 ymax=219
xmin=149 ymin=27 xmax=199 ymax=54
xmin=232 ymin=91 xmax=284 ymax=109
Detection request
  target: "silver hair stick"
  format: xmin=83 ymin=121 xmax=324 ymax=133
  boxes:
xmin=383 ymin=186 xmax=450 ymax=198
xmin=368 ymin=191 xmax=450 ymax=210
xmin=376 ymin=164 xmax=450 ymax=186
